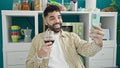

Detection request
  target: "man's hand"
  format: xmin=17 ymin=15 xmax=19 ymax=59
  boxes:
xmin=89 ymin=24 xmax=104 ymax=47
xmin=37 ymin=42 xmax=52 ymax=58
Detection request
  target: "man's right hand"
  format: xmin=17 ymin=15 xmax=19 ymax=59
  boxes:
xmin=37 ymin=42 xmax=52 ymax=58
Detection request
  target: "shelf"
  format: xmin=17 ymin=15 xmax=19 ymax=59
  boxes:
xmin=2 ymin=10 xmax=118 ymax=16
xmin=100 ymin=12 xmax=118 ymax=17
xmin=8 ymin=42 xmax=31 ymax=45
xmin=3 ymin=43 xmax=31 ymax=51
xmin=103 ymin=40 xmax=116 ymax=47
xmin=61 ymin=11 xmax=90 ymax=14
xmin=2 ymin=10 xmax=40 ymax=16
xmin=1 ymin=10 xmax=92 ymax=16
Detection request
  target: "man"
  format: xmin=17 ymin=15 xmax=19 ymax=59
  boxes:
xmin=26 ymin=5 xmax=104 ymax=68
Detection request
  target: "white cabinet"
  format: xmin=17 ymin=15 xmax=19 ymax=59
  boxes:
xmin=7 ymin=51 xmax=28 ymax=65
xmin=1 ymin=10 xmax=39 ymax=68
xmin=1 ymin=10 xmax=117 ymax=68
xmin=86 ymin=12 xmax=117 ymax=68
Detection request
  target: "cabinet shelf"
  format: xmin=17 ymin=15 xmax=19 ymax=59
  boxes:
xmin=8 ymin=41 xmax=31 ymax=45
xmin=4 ymin=43 xmax=31 ymax=51
xmin=2 ymin=10 xmax=40 ymax=16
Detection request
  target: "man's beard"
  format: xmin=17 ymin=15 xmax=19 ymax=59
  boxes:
xmin=47 ymin=22 xmax=62 ymax=33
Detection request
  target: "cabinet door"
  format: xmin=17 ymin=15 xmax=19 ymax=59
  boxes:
xmin=103 ymin=41 xmax=115 ymax=47
xmin=90 ymin=60 xmax=114 ymax=68
xmin=7 ymin=51 xmax=28 ymax=65
xmin=91 ymin=47 xmax=114 ymax=59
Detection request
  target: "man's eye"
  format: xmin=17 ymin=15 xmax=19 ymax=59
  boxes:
xmin=50 ymin=18 xmax=55 ymax=20
xmin=58 ymin=16 xmax=62 ymax=19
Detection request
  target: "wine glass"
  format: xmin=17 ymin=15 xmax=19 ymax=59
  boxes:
xmin=44 ymin=30 xmax=55 ymax=59
xmin=44 ymin=30 xmax=55 ymax=45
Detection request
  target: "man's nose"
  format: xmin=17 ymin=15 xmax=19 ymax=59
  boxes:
xmin=55 ymin=18 xmax=60 ymax=23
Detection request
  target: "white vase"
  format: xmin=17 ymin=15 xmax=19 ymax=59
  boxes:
xmin=42 ymin=0 xmax=48 ymax=11
xmin=85 ymin=0 xmax=96 ymax=9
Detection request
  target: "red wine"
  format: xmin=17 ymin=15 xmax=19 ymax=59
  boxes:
xmin=44 ymin=40 xmax=55 ymax=45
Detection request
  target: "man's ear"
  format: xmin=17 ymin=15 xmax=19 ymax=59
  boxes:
xmin=42 ymin=14 xmax=47 ymax=25
xmin=44 ymin=18 xmax=47 ymax=25
xmin=42 ymin=14 xmax=48 ymax=31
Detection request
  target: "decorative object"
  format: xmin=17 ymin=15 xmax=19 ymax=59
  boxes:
xmin=34 ymin=0 xmax=42 ymax=11
xmin=42 ymin=0 xmax=48 ymax=10
xmin=12 ymin=0 xmax=21 ymax=10
xmin=48 ymin=0 xmax=66 ymax=11
xmin=11 ymin=25 xmax=20 ymax=42
xmin=103 ymin=29 xmax=110 ymax=40
xmin=21 ymin=27 xmax=32 ymax=42
xmin=85 ymin=0 xmax=96 ymax=10
xmin=101 ymin=0 xmax=120 ymax=12
xmin=70 ymin=0 xmax=78 ymax=11
xmin=21 ymin=0 xmax=30 ymax=10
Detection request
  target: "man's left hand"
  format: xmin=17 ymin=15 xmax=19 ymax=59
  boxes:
xmin=89 ymin=24 xmax=104 ymax=47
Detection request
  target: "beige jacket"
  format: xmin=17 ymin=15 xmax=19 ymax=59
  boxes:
xmin=26 ymin=31 xmax=102 ymax=68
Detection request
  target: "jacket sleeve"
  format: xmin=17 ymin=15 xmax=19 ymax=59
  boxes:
xmin=26 ymin=35 xmax=49 ymax=68
xmin=72 ymin=33 xmax=102 ymax=57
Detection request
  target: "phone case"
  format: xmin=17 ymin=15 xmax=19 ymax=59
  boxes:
xmin=91 ymin=13 xmax=100 ymax=29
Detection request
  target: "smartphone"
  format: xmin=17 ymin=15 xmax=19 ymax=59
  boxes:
xmin=91 ymin=13 xmax=100 ymax=29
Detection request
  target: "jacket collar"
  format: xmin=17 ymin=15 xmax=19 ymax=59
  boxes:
xmin=60 ymin=30 xmax=67 ymax=38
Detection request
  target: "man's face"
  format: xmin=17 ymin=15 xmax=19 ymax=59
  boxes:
xmin=44 ymin=11 xmax=62 ymax=33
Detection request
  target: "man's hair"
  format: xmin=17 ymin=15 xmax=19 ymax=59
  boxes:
xmin=43 ymin=5 xmax=61 ymax=17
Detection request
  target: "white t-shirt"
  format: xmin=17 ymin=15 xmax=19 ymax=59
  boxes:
xmin=48 ymin=34 xmax=69 ymax=68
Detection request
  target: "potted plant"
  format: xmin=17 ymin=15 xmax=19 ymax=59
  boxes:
xmin=101 ymin=0 xmax=120 ymax=12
